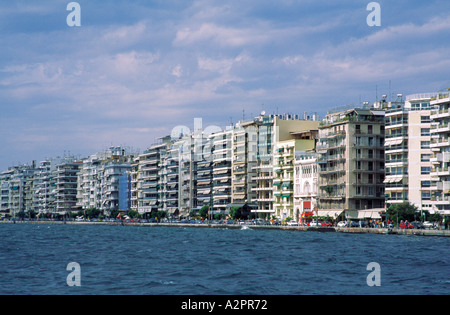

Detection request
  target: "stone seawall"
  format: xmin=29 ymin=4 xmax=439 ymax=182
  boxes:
xmin=1 ymin=220 xmax=449 ymax=237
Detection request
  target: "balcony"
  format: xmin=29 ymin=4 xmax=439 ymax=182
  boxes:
xmin=431 ymin=123 xmax=450 ymax=134
xmin=431 ymin=109 xmax=450 ymax=120
xmin=430 ymin=137 xmax=450 ymax=148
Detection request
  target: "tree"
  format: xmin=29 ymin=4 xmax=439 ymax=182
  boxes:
xmin=85 ymin=207 xmax=101 ymax=219
xmin=228 ymin=206 xmax=242 ymax=219
xmin=127 ymin=210 xmax=140 ymax=219
xmin=199 ymin=205 xmax=209 ymax=219
xmin=387 ymin=202 xmax=418 ymax=224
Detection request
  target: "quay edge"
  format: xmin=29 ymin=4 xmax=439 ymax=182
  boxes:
xmin=1 ymin=221 xmax=449 ymax=237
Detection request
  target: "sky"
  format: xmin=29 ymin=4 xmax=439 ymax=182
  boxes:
xmin=0 ymin=0 xmax=449 ymax=170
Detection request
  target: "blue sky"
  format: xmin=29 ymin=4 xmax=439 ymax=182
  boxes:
xmin=1 ymin=0 xmax=449 ymax=169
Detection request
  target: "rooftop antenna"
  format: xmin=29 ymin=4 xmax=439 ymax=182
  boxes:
xmin=389 ymin=80 xmax=391 ymax=102
xmin=376 ymin=84 xmax=378 ymax=103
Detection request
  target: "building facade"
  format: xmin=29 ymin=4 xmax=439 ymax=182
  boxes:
xmin=317 ymin=108 xmax=385 ymax=220
xmin=430 ymin=91 xmax=450 ymax=215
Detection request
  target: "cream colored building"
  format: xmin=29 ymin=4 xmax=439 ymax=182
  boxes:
xmin=317 ymin=108 xmax=385 ymax=220
xmin=274 ymin=138 xmax=316 ymax=220
xmin=384 ymin=94 xmax=435 ymax=212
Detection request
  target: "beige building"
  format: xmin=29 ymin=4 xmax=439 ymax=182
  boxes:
xmin=231 ymin=114 xmax=319 ymax=219
xmin=384 ymin=94 xmax=435 ymax=212
xmin=274 ymin=137 xmax=316 ymax=220
xmin=317 ymin=108 xmax=385 ymax=220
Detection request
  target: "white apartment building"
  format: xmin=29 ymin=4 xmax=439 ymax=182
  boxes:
xmin=77 ymin=146 xmax=134 ymax=214
xmin=430 ymin=91 xmax=450 ymax=215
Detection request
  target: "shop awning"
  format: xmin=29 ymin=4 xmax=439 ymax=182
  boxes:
xmin=357 ymin=209 xmax=384 ymax=219
xmin=317 ymin=210 xmax=343 ymax=217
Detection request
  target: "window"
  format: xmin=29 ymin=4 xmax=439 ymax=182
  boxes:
xmin=421 ymin=116 xmax=431 ymax=123
xmin=421 ymin=192 xmax=431 ymax=200
xmin=421 ymin=141 xmax=430 ymax=149
xmin=421 ymin=181 xmax=431 ymax=187
xmin=368 ymin=125 xmax=373 ymax=134
xmin=421 ymin=167 xmax=431 ymax=175
xmin=421 ymin=154 xmax=431 ymax=162
xmin=421 ymin=128 xmax=430 ymax=136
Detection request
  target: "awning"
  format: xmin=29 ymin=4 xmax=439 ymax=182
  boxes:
xmin=303 ymin=201 xmax=311 ymax=209
xmin=357 ymin=209 xmax=384 ymax=219
xmin=317 ymin=210 xmax=343 ymax=217
xmin=384 ymin=177 xmax=404 ymax=183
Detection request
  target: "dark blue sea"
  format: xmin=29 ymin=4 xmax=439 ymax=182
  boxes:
xmin=0 ymin=223 xmax=449 ymax=295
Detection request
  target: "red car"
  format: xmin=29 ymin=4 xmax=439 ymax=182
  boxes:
xmin=320 ymin=222 xmax=333 ymax=227
xmin=400 ymin=222 xmax=414 ymax=229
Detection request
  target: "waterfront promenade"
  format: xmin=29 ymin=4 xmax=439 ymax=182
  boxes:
xmin=1 ymin=220 xmax=449 ymax=237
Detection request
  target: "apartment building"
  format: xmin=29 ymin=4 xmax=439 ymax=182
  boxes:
xmin=132 ymin=140 xmax=169 ymax=215
xmin=384 ymin=94 xmax=435 ymax=211
xmin=55 ymin=158 xmax=82 ymax=214
xmin=273 ymin=137 xmax=316 ymax=220
xmin=0 ymin=164 xmax=36 ymax=216
xmin=231 ymin=114 xmax=320 ymax=219
xmin=317 ymin=107 xmax=385 ymax=219
xmin=77 ymin=146 xmax=134 ymax=215
xmin=211 ymin=128 xmax=233 ymax=216
xmin=430 ymin=91 xmax=450 ymax=215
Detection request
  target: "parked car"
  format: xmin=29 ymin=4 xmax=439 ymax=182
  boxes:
xmin=308 ymin=221 xmax=321 ymax=227
xmin=410 ymin=221 xmax=423 ymax=229
xmin=400 ymin=221 xmax=414 ymax=229
xmin=287 ymin=220 xmax=298 ymax=226
xmin=337 ymin=221 xmax=348 ymax=227
xmin=423 ymin=221 xmax=437 ymax=229
xmin=320 ymin=221 xmax=333 ymax=227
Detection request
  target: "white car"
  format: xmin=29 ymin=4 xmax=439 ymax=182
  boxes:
xmin=423 ymin=221 xmax=436 ymax=229
xmin=337 ymin=221 xmax=348 ymax=227
xmin=287 ymin=220 xmax=298 ymax=226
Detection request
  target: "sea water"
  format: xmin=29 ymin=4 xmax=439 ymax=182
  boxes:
xmin=0 ymin=223 xmax=448 ymax=295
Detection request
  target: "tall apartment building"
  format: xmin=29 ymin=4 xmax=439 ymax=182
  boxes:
xmin=0 ymin=163 xmax=36 ymax=216
xmin=55 ymin=158 xmax=82 ymax=214
xmin=273 ymin=136 xmax=316 ymax=220
xmin=231 ymin=114 xmax=320 ymax=219
xmin=430 ymin=91 xmax=450 ymax=215
xmin=211 ymin=128 xmax=233 ymax=216
xmin=77 ymin=146 xmax=134 ymax=215
xmin=384 ymin=94 xmax=435 ymax=211
xmin=132 ymin=139 xmax=169 ymax=215
xmin=33 ymin=160 xmax=54 ymax=214
xmin=317 ymin=107 xmax=385 ymax=219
